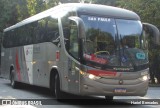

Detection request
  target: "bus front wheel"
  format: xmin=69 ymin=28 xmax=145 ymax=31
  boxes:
xmin=55 ymin=73 xmax=64 ymax=100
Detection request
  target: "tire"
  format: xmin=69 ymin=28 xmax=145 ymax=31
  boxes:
xmin=50 ymin=75 xmax=55 ymax=96
xmin=55 ymin=73 xmax=64 ymax=100
xmin=10 ymin=70 xmax=18 ymax=89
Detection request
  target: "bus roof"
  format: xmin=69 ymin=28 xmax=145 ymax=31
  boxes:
xmin=72 ymin=3 xmax=140 ymax=20
xmin=4 ymin=3 xmax=140 ymax=32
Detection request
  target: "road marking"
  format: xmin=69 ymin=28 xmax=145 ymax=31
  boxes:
xmin=0 ymin=105 xmax=37 ymax=108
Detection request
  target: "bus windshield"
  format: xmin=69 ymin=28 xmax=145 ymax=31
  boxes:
xmin=80 ymin=15 xmax=148 ymax=71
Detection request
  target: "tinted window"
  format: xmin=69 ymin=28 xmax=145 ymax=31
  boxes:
xmin=80 ymin=15 xmax=148 ymax=71
xmin=68 ymin=21 xmax=79 ymax=59
xmin=3 ymin=16 xmax=59 ymax=48
xmin=35 ymin=17 xmax=59 ymax=44
xmin=80 ymin=15 xmax=120 ymax=67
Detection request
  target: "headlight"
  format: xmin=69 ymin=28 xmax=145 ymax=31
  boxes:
xmin=80 ymin=70 xmax=101 ymax=80
xmin=139 ymin=75 xmax=148 ymax=81
xmin=88 ymin=74 xmax=101 ymax=80
xmin=142 ymin=75 xmax=148 ymax=81
xmin=88 ymin=74 xmax=95 ymax=79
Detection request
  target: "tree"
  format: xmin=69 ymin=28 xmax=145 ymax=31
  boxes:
xmin=92 ymin=0 xmax=117 ymax=6
xmin=16 ymin=0 xmax=29 ymax=21
xmin=45 ymin=0 xmax=59 ymax=9
xmin=117 ymin=0 xmax=160 ymax=29
xmin=0 ymin=0 xmax=19 ymax=32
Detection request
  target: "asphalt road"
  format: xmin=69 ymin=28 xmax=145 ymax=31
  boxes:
xmin=0 ymin=78 xmax=160 ymax=108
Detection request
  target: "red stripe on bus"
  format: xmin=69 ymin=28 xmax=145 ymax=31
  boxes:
xmin=88 ymin=70 xmax=117 ymax=77
xmin=16 ymin=51 xmax=21 ymax=81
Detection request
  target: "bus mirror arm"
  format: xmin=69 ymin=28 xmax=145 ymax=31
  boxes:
xmin=143 ymin=23 xmax=160 ymax=45
xmin=52 ymin=36 xmax=60 ymax=46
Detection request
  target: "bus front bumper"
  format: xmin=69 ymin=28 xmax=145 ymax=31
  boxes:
xmin=80 ymin=76 xmax=149 ymax=97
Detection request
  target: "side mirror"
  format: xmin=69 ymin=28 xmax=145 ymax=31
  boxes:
xmin=69 ymin=16 xmax=85 ymax=39
xmin=68 ymin=16 xmax=85 ymax=62
xmin=143 ymin=23 xmax=160 ymax=45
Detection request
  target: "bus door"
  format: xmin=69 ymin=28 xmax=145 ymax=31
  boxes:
xmin=62 ymin=19 xmax=81 ymax=93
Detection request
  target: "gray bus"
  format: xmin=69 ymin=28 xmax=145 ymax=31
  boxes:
xmin=1 ymin=3 xmax=160 ymax=100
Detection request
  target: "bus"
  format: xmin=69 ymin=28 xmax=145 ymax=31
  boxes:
xmin=1 ymin=3 xmax=160 ymax=100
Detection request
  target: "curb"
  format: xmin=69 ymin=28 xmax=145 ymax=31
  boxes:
xmin=149 ymin=84 xmax=160 ymax=87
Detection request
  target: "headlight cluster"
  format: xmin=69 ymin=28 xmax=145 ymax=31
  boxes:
xmin=80 ymin=70 xmax=101 ymax=80
xmin=88 ymin=74 xmax=101 ymax=80
xmin=140 ymin=70 xmax=149 ymax=81
xmin=139 ymin=75 xmax=148 ymax=81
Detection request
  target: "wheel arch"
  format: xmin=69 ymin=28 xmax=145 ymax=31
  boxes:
xmin=49 ymin=66 xmax=62 ymax=90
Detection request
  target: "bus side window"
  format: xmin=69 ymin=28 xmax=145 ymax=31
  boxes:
xmin=36 ymin=19 xmax=46 ymax=43
xmin=35 ymin=17 xmax=59 ymax=44
xmin=3 ymin=31 xmax=13 ymax=48
xmin=46 ymin=17 xmax=59 ymax=43
xmin=68 ymin=21 xmax=79 ymax=59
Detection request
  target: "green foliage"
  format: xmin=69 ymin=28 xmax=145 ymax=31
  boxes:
xmin=0 ymin=0 xmax=19 ymax=32
xmin=117 ymin=0 xmax=160 ymax=29
xmin=27 ymin=0 xmax=37 ymax=16
xmin=92 ymin=0 xmax=117 ymax=6
xmin=45 ymin=0 xmax=59 ymax=9
xmin=16 ymin=0 xmax=29 ymax=21
xmin=1 ymin=0 xmax=160 ymax=32
xmin=0 ymin=0 xmax=58 ymax=32
xmin=27 ymin=0 xmax=47 ymax=16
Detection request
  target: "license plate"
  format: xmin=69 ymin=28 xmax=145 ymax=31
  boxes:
xmin=114 ymin=88 xmax=126 ymax=93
